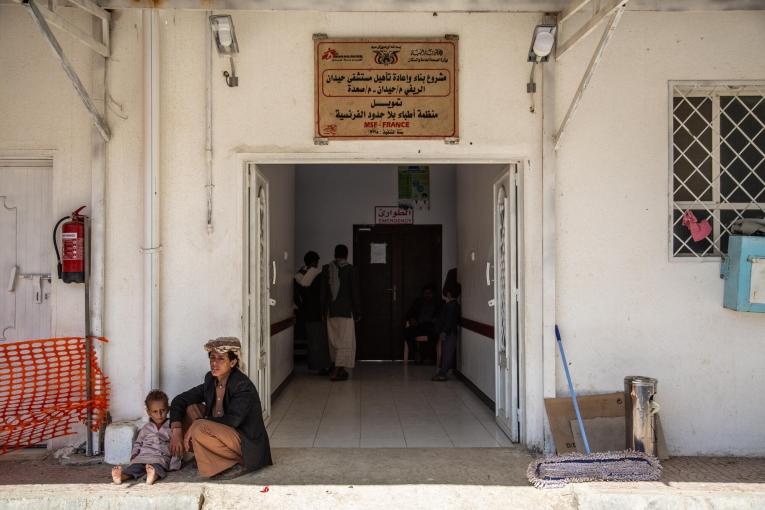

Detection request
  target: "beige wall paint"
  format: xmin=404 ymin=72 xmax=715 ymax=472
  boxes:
xmin=555 ymin=11 xmax=765 ymax=455
xmin=103 ymin=9 xmax=147 ymax=419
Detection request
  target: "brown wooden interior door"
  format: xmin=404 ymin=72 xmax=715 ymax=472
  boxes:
xmin=355 ymin=228 xmax=394 ymax=360
xmin=354 ymin=225 xmax=442 ymax=361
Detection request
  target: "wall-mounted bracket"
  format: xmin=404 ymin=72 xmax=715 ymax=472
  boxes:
xmin=553 ymin=0 xmax=628 ymax=150
xmin=14 ymin=0 xmax=110 ymax=57
xmin=556 ymin=0 xmax=627 ymax=60
xmin=19 ymin=0 xmax=111 ymax=141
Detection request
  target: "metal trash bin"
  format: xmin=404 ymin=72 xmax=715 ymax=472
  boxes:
xmin=624 ymin=376 xmax=659 ymax=456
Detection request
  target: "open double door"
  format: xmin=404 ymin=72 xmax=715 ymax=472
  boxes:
xmin=245 ymin=162 xmax=523 ymax=442
xmin=493 ymin=165 xmax=523 ymax=443
xmin=245 ymin=164 xmax=271 ymax=422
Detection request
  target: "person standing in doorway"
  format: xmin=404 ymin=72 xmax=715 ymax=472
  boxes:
xmin=295 ymin=251 xmax=330 ymax=374
xmin=322 ymin=244 xmax=361 ymax=381
xmin=432 ymin=281 xmax=461 ymax=382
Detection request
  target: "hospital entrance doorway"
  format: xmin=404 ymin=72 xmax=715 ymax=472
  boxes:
xmin=353 ymin=224 xmax=442 ymax=361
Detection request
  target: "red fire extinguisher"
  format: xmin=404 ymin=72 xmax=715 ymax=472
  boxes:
xmin=53 ymin=206 xmax=87 ymax=284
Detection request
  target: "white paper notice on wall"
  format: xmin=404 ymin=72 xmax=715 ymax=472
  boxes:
xmin=370 ymin=243 xmax=387 ymax=264
xmin=750 ymin=258 xmax=765 ymax=304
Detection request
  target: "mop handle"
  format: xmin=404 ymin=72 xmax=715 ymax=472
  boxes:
xmin=555 ymin=325 xmax=591 ymax=455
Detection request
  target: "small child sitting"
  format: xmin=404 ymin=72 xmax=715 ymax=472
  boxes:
xmin=111 ymin=390 xmax=182 ymax=485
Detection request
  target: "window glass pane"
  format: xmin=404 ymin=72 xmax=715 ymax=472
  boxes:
xmin=673 ymin=96 xmax=713 ymax=201
xmin=673 ymin=158 xmax=712 ymax=202
xmin=720 ymin=96 xmax=765 ymax=203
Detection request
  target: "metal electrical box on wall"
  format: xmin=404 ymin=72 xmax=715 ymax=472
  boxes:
xmin=721 ymin=235 xmax=765 ymax=313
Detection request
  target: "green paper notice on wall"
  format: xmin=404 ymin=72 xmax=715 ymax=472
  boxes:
xmin=398 ymin=165 xmax=430 ymax=210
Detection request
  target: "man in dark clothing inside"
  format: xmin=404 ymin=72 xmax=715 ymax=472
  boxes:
xmin=295 ymin=251 xmax=330 ymax=374
xmin=321 ymin=244 xmax=360 ymax=381
xmin=403 ymin=284 xmax=443 ymax=364
xmin=432 ymin=280 xmax=461 ymax=381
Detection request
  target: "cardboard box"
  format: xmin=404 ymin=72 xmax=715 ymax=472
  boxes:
xmin=545 ymin=392 xmax=625 ymax=454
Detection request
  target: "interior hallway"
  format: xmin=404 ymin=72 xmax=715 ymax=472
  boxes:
xmin=267 ymin=363 xmax=513 ymax=448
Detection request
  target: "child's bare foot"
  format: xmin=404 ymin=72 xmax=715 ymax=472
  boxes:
xmin=145 ymin=464 xmax=157 ymax=485
xmin=111 ymin=465 xmax=124 ymax=485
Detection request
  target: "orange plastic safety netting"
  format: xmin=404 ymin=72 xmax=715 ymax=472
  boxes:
xmin=0 ymin=337 xmax=110 ymax=454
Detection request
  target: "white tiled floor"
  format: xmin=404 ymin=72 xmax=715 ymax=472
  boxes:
xmin=267 ymin=363 xmax=514 ymax=448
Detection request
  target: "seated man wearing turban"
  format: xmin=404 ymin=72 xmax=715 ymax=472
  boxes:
xmin=169 ymin=337 xmax=272 ymax=479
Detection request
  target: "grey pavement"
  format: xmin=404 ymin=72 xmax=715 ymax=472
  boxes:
xmin=0 ymin=448 xmax=764 ymax=509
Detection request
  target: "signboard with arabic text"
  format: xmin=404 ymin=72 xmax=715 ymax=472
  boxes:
xmin=315 ymin=37 xmax=458 ymax=140
xmin=375 ymin=207 xmax=414 ymax=225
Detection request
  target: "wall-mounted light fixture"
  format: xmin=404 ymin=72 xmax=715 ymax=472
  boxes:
xmin=210 ymin=14 xmax=239 ymax=87
xmin=527 ymin=21 xmax=557 ymax=112
xmin=528 ymin=23 xmax=557 ymax=63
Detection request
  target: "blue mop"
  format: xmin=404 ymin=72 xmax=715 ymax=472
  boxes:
xmin=526 ymin=325 xmax=661 ymax=488
xmin=555 ymin=324 xmax=592 ymax=455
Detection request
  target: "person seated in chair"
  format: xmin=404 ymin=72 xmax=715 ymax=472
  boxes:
xmin=403 ymin=284 xmax=443 ymax=364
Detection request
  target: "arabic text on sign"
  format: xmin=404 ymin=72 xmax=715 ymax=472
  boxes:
xmin=323 ymin=70 xmax=450 ymax=97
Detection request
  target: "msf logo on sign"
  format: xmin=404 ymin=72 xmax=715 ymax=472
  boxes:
xmin=374 ymin=49 xmax=399 ymax=65
xmin=321 ymin=48 xmax=338 ymax=60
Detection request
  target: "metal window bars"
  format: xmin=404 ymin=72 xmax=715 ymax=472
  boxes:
xmin=670 ymin=81 xmax=765 ymax=258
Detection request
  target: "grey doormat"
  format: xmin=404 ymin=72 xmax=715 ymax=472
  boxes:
xmin=527 ymin=450 xmax=662 ymax=489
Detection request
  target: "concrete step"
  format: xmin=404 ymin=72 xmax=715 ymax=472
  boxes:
xmin=3 ymin=481 xmax=765 ymax=509
xmin=0 ymin=484 xmax=204 ymax=510
xmin=1 ymin=449 xmax=763 ymax=509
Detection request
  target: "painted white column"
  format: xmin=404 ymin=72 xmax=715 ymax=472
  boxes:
xmin=540 ymin=36 xmax=557 ymax=454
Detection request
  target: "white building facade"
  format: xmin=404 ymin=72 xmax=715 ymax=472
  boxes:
xmin=1 ymin=0 xmax=763 ymax=456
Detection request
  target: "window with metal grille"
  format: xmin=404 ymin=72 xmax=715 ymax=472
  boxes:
xmin=670 ymin=81 xmax=765 ymax=258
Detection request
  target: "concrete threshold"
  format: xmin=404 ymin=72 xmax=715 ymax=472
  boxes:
xmin=4 ymin=481 xmax=765 ymax=510
xmin=574 ymin=483 xmax=765 ymax=510
xmin=0 ymin=484 xmax=204 ymax=510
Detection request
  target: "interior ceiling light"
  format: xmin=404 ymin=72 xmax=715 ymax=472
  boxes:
xmin=528 ymin=23 xmax=557 ymax=62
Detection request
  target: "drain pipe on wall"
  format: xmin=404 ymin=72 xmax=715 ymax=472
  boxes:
xmin=143 ymin=9 xmax=161 ymax=391
xmin=89 ymin=15 xmax=108 ymax=455
xmin=205 ymin=11 xmax=214 ymax=234
xmin=541 ymin=23 xmax=557 ymax=454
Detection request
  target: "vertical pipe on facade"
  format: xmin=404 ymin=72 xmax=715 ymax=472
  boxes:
xmin=89 ymin=14 xmax=108 ymax=455
xmin=143 ymin=9 xmax=160 ymax=391
xmin=541 ymin=19 xmax=558 ymax=454
xmin=205 ymin=11 xmax=214 ymax=234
